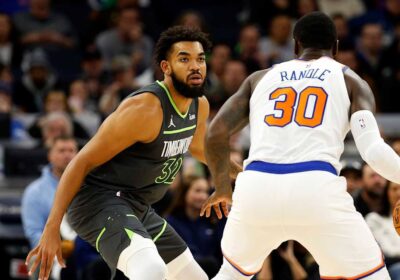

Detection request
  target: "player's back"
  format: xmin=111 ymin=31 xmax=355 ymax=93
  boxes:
xmin=245 ymin=56 xmax=350 ymax=172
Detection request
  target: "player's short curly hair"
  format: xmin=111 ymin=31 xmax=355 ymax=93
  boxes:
xmin=293 ymin=12 xmax=337 ymax=50
xmin=154 ymin=26 xmax=212 ymax=64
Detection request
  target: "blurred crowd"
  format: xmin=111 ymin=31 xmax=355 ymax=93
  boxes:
xmin=0 ymin=0 xmax=399 ymax=279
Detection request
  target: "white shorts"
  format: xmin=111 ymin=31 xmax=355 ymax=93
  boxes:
xmin=221 ymin=161 xmax=387 ymax=279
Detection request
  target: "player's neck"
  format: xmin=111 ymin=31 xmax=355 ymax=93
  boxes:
xmin=298 ymin=49 xmax=333 ymax=61
xmin=162 ymin=80 xmax=192 ymax=115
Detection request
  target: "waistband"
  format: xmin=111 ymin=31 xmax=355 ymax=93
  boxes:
xmin=245 ymin=160 xmax=337 ymax=175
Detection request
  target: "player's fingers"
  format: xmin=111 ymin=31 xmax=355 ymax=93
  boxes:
xmin=28 ymin=250 xmax=41 ymax=276
xmin=38 ymin=253 xmax=47 ymax=280
xmin=205 ymin=205 xmax=212 ymax=218
xmin=56 ymin=249 xmax=66 ymax=268
xmin=200 ymin=201 xmax=209 ymax=216
xmin=221 ymin=201 xmax=229 ymax=217
xmin=44 ymin=255 xmax=54 ymax=280
xmin=26 ymin=246 xmax=39 ymax=265
xmin=213 ymin=204 xmax=222 ymax=219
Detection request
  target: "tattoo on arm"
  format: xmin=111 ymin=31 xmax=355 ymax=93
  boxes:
xmin=205 ymin=78 xmax=251 ymax=190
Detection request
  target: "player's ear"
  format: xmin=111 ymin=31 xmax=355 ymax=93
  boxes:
xmin=333 ymin=40 xmax=339 ymax=57
xmin=294 ymin=39 xmax=299 ymax=57
xmin=160 ymin=60 xmax=171 ymax=76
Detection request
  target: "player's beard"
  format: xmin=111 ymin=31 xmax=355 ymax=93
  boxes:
xmin=171 ymin=72 xmax=205 ymax=98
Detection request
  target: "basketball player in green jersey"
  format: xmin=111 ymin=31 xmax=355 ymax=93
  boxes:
xmin=26 ymin=26 xmax=241 ymax=280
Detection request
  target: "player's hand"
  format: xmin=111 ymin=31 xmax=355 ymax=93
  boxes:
xmin=200 ymin=188 xmax=232 ymax=219
xmin=26 ymin=225 xmax=65 ymax=280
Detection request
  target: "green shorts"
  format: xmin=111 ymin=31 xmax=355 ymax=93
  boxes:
xmin=68 ymin=185 xmax=187 ymax=277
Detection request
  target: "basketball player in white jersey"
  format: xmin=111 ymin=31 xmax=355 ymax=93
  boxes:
xmin=201 ymin=12 xmax=400 ymax=279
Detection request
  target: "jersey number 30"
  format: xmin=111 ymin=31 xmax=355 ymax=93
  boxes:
xmin=265 ymin=86 xmax=327 ymax=128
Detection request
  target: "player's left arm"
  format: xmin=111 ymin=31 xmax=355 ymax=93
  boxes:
xmin=345 ymin=69 xmax=400 ymax=184
xmin=200 ymin=69 xmax=268 ymax=219
xmin=189 ymin=96 xmax=243 ymax=179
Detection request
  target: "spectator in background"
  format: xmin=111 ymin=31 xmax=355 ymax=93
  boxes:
xmin=208 ymin=59 xmax=247 ymax=118
xmin=357 ymin=23 xmax=385 ymax=73
xmin=379 ymin=21 xmax=400 ymax=113
xmin=174 ymin=10 xmax=207 ymax=32
xmin=0 ymin=81 xmax=31 ymax=140
xmin=317 ymin=0 xmax=366 ymax=19
xmin=68 ymin=79 xmax=101 ymax=136
xmin=95 ymin=7 xmax=153 ymax=75
xmin=332 ymin=14 xmax=354 ymax=47
xmin=206 ymin=43 xmax=231 ymax=93
xmin=353 ymin=163 xmax=387 ymax=216
xmin=383 ymin=0 xmax=400 ymax=32
xmin=0 ymin=63 xmax=14 ymax=85
xmin=365 ymin=181 xmax=400 ymax=279
xmin=166 ymin=175 xmax=222 ymax=278
xmin=0 ymin=62 xmax=13 ymax=84
xmin=0 ymin=81 xmax=12 ymax=114
xmin=98 ymin=56 xmax=138 ymax=116
xmin=248 ymin=0 xmax=296 ymax=29
xmin=13 ymin=48 xmax=61 ymax=113
xmin=134 ymin=61 xmax=164 ymax=88
xmin=356 ymin=22 xmax=386 ymax=107
xmin=84 ymin=0 xmax=159 ymax=47
xmin=28 ymin=90 xmax=90 ymax=142
xmin=297 ymin=0 xmax=319 ymax=17
xmin=340 ymin=160 xmax=363 ymax=196
xmin=13 ymin=0 xmax=76 ymax=51
xmin=21 ymin=136 xmax=78 ymax=280
xmin=12 ymin=0 xmax=79 ymax=77
xmin=235 ymin=24 xmax=266 ymax=73
xmin=68 ymin=80 xmax=98 ymax=114
xmin=256 ymin=241 xmax=310 ymax=280
xmin=80 ymin=47 xmax=108 ymax=103
xmin=260 ymin=14 xmax=295 ymax=66
xmin=0 ymin=13 xmax=15 ymax=67
xmin=34 ymin=112 xmax=73 ymax=148
xmin=80 ymin=47 xmax=104 ymax=79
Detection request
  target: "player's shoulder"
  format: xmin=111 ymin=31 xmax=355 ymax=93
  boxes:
xmin=198 ymin=95 xmax=209 ymax=108
xmin=343 ymin=67 xmax=363 ymax=83
xmin=342 ymin=67 xmax=371 ymax=95
xmin=197 ymin=96 xmax=210 ymax=120
xmin=117 ymin=92 xmax=162 ymax=116
xmin=111 ymin=92 xmax=163 ymax=141
xmin=248 ymin=68 xmax=271 ymax=89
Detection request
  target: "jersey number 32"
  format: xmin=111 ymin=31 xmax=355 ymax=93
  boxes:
xmin=265 ymin=86 xmax=327 ymax=128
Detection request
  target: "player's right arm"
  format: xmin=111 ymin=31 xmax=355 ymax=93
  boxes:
xmin=26 ymin=93 xmax=162 ymax=280
xmin=345 ymin=69 xmax=400 ymax=184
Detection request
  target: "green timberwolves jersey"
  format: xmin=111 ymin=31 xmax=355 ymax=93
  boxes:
xmin=85 ymin=81 xmax=199 ymax=204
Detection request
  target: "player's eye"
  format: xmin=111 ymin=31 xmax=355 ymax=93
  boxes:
xmin=179 ymin=57 xmax=189 ymax=62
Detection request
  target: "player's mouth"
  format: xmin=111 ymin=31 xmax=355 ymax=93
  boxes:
xmin=188 ymin=74 xmax=203 ymax=85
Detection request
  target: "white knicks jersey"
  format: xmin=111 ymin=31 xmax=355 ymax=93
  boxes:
xmin=244 ymin=57 xmax=351 ymax=173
